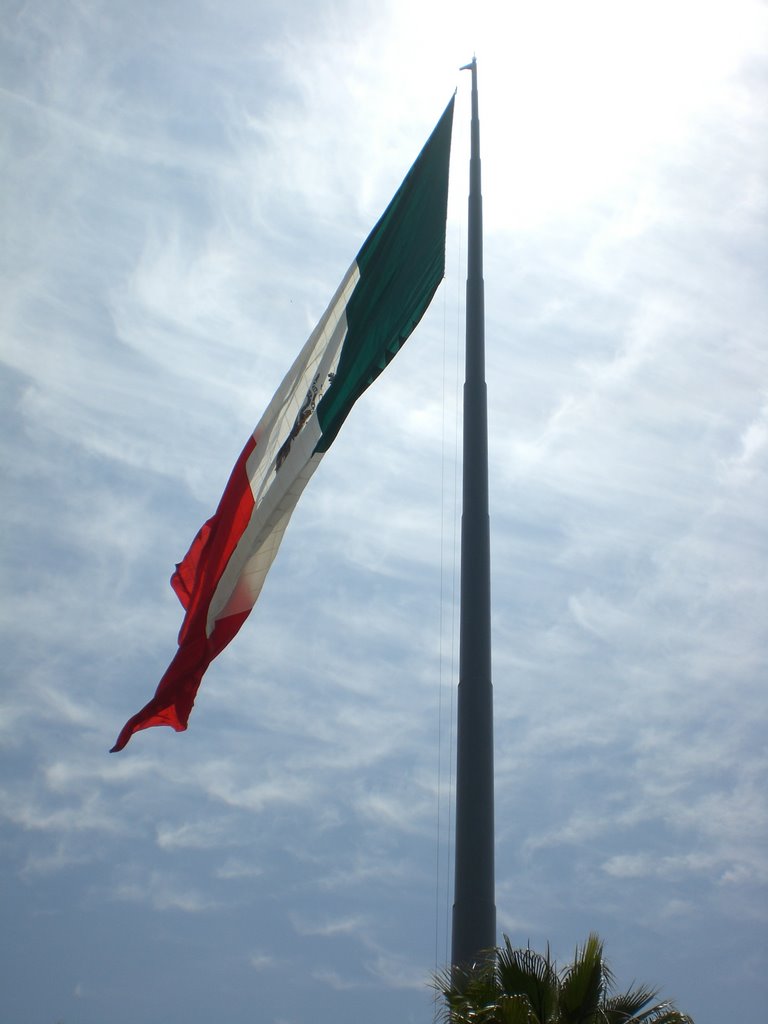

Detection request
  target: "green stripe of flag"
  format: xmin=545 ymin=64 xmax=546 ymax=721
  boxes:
xmin=315 ymin=94 xmax=455 ymax=452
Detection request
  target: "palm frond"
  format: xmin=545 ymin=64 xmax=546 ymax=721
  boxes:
xmin=434 ymin=956 xmax=503 ymax=1024
xmin=559 ymin=933 xmax=608 ymax=1024
xmin=496 ymin=993 xmax=538 ymax=1024
xmin=627 ymin=1002 xmax=694 ymax=1024
xmin=602 ymin=983 xmax=660 ymax=1022
xmin=495 ymin=935 xmax=558 ymax=1023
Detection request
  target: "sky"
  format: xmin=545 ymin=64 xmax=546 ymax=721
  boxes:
xmin=1 ymin=1 xmax=767 ymax=1022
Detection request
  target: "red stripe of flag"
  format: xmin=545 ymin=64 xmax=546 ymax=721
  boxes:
xmin=110 ymin=432 xmax=260 ymax=751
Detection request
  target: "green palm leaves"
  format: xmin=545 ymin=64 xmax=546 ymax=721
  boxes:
xmin=436 ymin=934 xmax=693 ymax=1024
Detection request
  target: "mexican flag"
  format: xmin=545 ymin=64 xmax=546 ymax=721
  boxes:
xmin=112 ymin=95 xmax=455 ymax=751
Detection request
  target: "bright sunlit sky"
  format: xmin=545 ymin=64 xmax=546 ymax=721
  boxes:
xmin=2 ymin=2 xmax=767 ymax=1022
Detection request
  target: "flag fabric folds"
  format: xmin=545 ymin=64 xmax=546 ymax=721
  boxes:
xmin=111 ymin=95 xmax=455 ymax=751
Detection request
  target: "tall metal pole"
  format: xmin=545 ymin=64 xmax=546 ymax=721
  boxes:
xmin=452 ymin=57 xmax=496 ymax=970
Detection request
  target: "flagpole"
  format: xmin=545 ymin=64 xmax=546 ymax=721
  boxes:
xmin=451 ymin=56 xmax=496 ymax=971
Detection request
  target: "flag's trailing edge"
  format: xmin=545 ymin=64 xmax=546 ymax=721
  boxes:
xmin=111 ymin=95 xmax=455 ymax=751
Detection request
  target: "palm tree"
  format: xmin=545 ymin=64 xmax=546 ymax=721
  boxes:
xmin=435 ymin=933 xmax=694 ymax=1024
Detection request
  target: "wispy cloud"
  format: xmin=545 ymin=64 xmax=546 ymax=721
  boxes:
xmin=111 ymin=868 xmax=220 ymax=913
